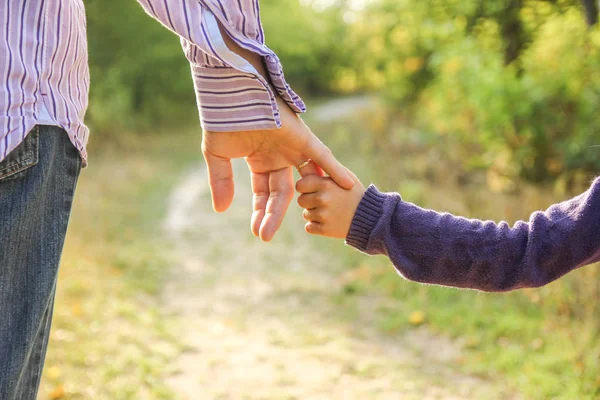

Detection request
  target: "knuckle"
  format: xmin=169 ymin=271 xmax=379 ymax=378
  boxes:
xmin=298 ymin=196 xmax=308 ymax=208
xmin=311 ymin=223 xmax=323 ymax=234
xmin=319 ymin=212 xmax=328 ymax=223
xmin=300 ymin=177 xmax=319 ymax=193
xmin=299 ymin=135 xmax=311 ymax=152
xmin=201 ymin=143 xmax=210 ymax=156
xmin=318 ymin=145 xmax=332 ymax=159
xmin=315 ymin=193 xmax=325 ymax=205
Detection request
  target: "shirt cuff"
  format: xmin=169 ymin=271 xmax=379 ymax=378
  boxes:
xmin=346 ymin=185 xmax=387 ymax=252
xmin=191 ymin=11 xmax=306 ymax=132
xmin=191 ymin=65 xmax=280 ymax=131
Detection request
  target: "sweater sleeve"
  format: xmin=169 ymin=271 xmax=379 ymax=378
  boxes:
xmin=346 ymin=178 xmax=600 ymax=292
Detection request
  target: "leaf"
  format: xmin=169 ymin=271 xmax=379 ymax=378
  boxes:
xmin=70 ymin=303 xmax=83 ymax=317
xmin=408 ymin=311 xmax=426 ymax=326
xmin=49 ymin=384 xmax=65 ymax=400
xmin=47 ymin=366 xmax=62 ymax=380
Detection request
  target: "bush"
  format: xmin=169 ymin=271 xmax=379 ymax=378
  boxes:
xmin=85 ymin=0 xmax=600 ymax=182
xmin=351 ymin=0 xmax=600 ymax=183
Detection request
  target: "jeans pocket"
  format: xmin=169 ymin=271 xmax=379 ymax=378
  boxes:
xmin=0 ymin=126 xmax=40 ymax=182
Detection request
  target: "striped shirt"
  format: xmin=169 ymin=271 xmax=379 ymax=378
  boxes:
xmin=0 ymin=0 xmax=305 ymax=166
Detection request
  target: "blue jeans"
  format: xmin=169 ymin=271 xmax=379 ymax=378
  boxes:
xmin=0 ymin=126 xmax=81 ymax=399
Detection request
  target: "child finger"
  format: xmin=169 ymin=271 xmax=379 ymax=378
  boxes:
xmin=302 ymin=208 xmax=322 ymax=222
xmin=297 ymin=193 xmax=320 ymax=209
xmin=305 ymin=221 xmax=325 ymax=236
xmin=295 ymin=175 xmax=326 ymax=194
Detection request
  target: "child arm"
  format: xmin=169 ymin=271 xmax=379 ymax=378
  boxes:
xmin=297 ymin=175 xmax=600 ymax=292
xmin=347 ymin=179 xmax=600 ymax=292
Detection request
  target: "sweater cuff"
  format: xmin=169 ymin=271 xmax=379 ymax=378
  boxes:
xmin=346 ymin=185 xmax=387 ymax=252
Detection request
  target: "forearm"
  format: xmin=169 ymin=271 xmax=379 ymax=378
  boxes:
xmin=347 ymin=179 xmax=600 ymax=292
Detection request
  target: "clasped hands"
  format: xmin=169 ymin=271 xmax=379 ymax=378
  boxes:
xmin=202 ymin=97 xmax=365 ymax=242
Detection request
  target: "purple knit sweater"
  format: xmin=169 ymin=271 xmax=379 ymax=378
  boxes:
xmin=346 ymin=178 xmax=600 ymax=292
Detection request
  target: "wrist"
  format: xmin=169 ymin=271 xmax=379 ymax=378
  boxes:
xmin=345 ymin=185 xmax=386 ymax=252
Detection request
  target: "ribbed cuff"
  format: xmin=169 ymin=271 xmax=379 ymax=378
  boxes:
xmin=346 ymin=185 xmax=387 ymax=252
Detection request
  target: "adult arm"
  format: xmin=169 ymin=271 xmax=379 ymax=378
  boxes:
xmin=136 ymin=0 xmax=353 ymax=241
xmin=136 ymin=0 xmax=300 ymax=131
xmin=347 ymin=178 xmax=600 ymax=292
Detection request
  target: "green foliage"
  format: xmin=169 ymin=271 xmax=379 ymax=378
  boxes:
xmin=341 ymin=0 xmax=600 ymax=182
xmin=418 ymin=5 xmax=600 ymax=183
xmin=84 ymin=0 xmax=600 ymax=180
xmin=85 ymin=0 xmax=196 ymax=133
xmin=260 ymin=0 xmax=352 ymax=95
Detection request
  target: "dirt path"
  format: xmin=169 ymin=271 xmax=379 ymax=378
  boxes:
xmin=161 ymin=98 xmax=515 ymax=400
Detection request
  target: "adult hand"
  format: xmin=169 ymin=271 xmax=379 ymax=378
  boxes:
xmin=202 ymin=96 xmax=354 ymax=242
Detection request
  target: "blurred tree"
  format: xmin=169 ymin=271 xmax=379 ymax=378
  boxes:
xmin=84 ymin=0 xmax=195 ymax=133
xmin=581 ymin=0 xmax=599 ymax=25
xmin=83 ymin=0 xmax=600 ymax=182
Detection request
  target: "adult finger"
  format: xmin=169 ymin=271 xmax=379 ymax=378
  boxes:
xmin=203 ymin=150 xmax=234 ymax=213
xmin=297 ymin=159 xmax=324 ymax=178
xmin=250 ymin=171 xmax=269 ymax=237
xmin=259 ymin=167 xmax=294 ymax=242
xmin=303 ymin=135 xmax=354 ymax=190
xmin=297 ymin=193 xmax=321 ymax=209
xmin=345 ymin=167 xmax=364 ymax=185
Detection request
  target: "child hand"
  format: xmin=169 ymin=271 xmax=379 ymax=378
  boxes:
xmin=296 ymin=171 xmax=366 ymax=238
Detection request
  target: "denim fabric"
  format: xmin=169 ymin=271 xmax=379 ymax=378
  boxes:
xmin=0 ymin=126 xmax=81 ymax=399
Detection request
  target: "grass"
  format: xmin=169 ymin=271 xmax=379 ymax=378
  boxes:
xmin=304 ymin=107 xmax=600 ymax=400
xmin=39 ymin=129 xmax=200 ymax=399
xmin=36 ymin=101 xmax=599 ymax=399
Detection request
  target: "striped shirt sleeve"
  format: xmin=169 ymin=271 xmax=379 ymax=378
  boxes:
xmin=136 ymin=0 xmax=305 ymax=132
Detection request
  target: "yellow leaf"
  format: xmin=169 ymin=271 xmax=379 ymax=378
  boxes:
xmin=47 ymin=366 xmax=62 ymax=380
xmin=339 ymin=265 xmax=371 ymax=285
xmin=390 ymin=26 xmax=411 ymax=47
xmin=442 ymin=57 xmax=463 ymax=75
xmin=71 ymin=303 xmax=83 ymax=317
xmin=404 ymin=57 xmax=424 ymax=73
xmin=486 ymin=169 xmax=515 ymax=193
xmin=545 ymin=158 xmax=564 ymax=175
xmin=408 ymin=311 xmax=426 ymax=326
xmin=49 ymin=384 xmax=65 ymax=400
